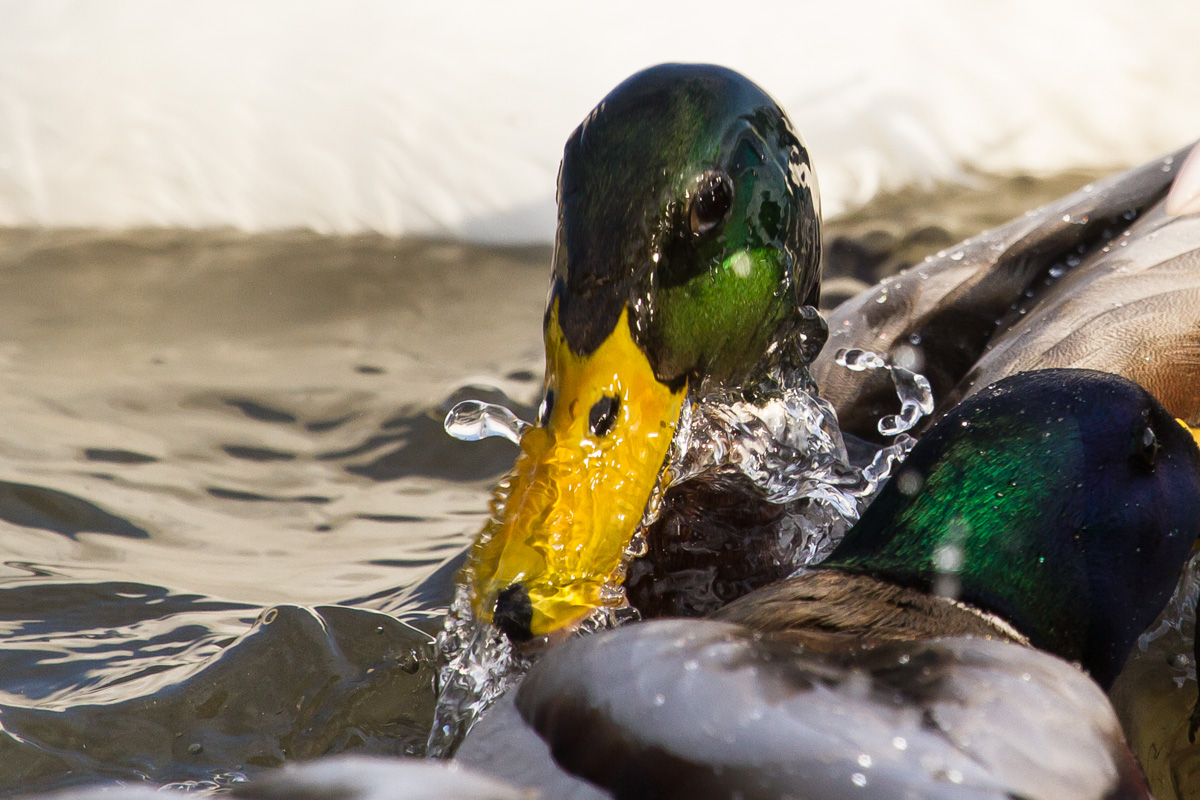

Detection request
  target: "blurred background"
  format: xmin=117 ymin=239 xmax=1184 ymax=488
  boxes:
xmin=3 ymin=0 xmax=1200 ymax=241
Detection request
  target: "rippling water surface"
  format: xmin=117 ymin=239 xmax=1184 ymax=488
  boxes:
xmin=0 ymin=171 xmax=1101 ymax=795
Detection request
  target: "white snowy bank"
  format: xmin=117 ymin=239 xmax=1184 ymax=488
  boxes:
xmin=1 ymin=0 xmax=1198 ymax=242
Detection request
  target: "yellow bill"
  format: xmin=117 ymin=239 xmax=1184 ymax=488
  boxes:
xmin=465 ymin=303 xmax=685 ymax=639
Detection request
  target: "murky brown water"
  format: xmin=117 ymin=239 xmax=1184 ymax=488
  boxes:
xmin=0 ymin=170 xmax=1106 ymax=796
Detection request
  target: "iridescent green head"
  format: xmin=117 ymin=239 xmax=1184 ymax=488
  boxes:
xmin=825 ymin=368 xmax=1200 ymax=688
xmin=551 ymin=62 xmax=823 ymax=389
xmin=466 ymin=64 xmax=824 ymax=643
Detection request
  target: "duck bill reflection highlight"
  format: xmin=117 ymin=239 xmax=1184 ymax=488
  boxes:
xmin=467 ymin=307 xmax=684 ymax=640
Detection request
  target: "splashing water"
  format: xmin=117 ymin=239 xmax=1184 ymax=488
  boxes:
xmin=1138 ymin=549 xmax=1200 ymax=688
xmin=670 ymin=362 xmax=922 ymax=567
xmin=429 ymin=351 xmax=934 ymax=754
xmin=835 ymin=348 xmax=935 ymax=436
xmin=427 ymin=585 xmax=643 ymax=758
xmin=426 ymin=585 xmax=527 ymax=758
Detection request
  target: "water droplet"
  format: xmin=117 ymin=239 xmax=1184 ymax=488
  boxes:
xmin=836 ymin=349 xmax=886 ymax=371
xmin=897 ymin=470 xmax=923 ymax=496
xmin=858 ymin=754 xmax=872 ymax=768
xmin=445 ymin=400 xmax=530 ymax=444
xmin=851 ymin=773 xmax=868 ymax=788
xmin=653 ymin=693 xmax=666 ymax=706
xmin=875 ymin=366 xmax=934 ymax=437
xmin=892 ymin=736 xmax=908 ymax=750
xmin=934 ymin=544 xmax=964 ymax=572
xmin=891 ymin=343 xmax=923 ymax=373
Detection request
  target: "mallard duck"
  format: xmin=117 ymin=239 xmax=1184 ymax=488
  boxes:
xmin=461 ymin=63 xmax=828 ymax=643
xmin=453 ymin=368 xmax=1200 ymax=799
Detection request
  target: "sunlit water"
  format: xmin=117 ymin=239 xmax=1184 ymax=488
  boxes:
xmin=0 ymin=229 xmax=549 ymax=795
xmin=1 ymin=169 xmax=1186 ymax=795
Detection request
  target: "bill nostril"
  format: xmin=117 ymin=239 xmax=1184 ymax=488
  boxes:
xmin=493 ymin=583 xmax=534 ymax=642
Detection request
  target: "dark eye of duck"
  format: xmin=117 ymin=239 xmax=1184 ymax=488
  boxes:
xmin=1137 ymin=424 xmax=1159 ymax=470
xmin=589 ymin=395 xmax=620 ymax=437
xmin=688 ymin=170 xmax=734 ymax=236
xmin=538 ymin=389 xmax=555 ymax=426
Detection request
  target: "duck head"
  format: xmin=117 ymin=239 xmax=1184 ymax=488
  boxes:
xmin=465 ymin=63 xmax=823 ymax=642
xmin=824 ymin=368 xmax=1200 ymax=687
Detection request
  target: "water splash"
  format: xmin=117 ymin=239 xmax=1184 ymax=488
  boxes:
xmin=444 ymin=400 xmax=529 ymax=444
xmin=159 ymin=771 xmax=248 ymax=793
xmin=426 ymin=467 xmax=528 ymax=759
xmin=1138 ymin=549 xmax=1200 ymax=688
xmin=426 ymin=585 xmax=527 ymax=759
xmin=427 ymin=585 xmax=639 ymax=759
xmin=836 ymin=348 xmax=935 ymax=436
xmin=432 ymin=352 xmax=934 ymax=749
xmin=669 ymin=364 xmax=920 ymax=567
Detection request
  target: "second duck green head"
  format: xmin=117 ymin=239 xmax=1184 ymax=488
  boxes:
xmin=466 ymin=64 xmax=823 ymax=640
xmin=825 ymin=368 xmax=1200 ymax=687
